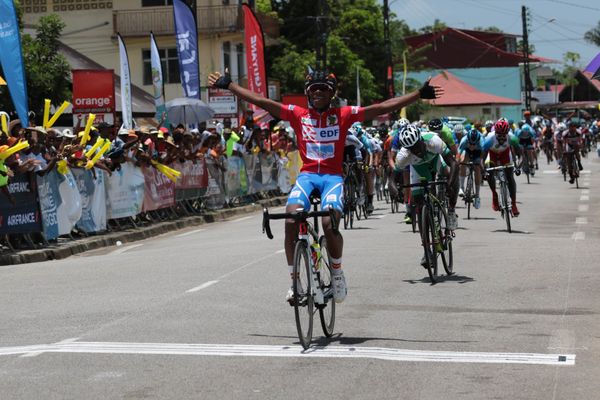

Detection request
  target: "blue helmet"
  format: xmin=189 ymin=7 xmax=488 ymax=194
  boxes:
xmin=467 ymin=129 xmax=481 ymax=144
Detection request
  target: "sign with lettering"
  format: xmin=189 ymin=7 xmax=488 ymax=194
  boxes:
xmin=0 ymin=172 xmax=42 ymax=234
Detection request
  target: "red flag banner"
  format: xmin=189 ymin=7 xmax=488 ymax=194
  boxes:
xmin=242 ymin=4 xmax=270 ymax=123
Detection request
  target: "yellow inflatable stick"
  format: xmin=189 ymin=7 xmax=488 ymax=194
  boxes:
xmin=84 ymin=138 xmax=106 ymax=159
xmin=85 ymin=140 xmax=111 ymax=169
xmin=46 ymin=101 xmax=71 ymax=128
xmin=43 ymin=99 xmax=51 ymax=129
xmin=0 ymin=140 xmax=30 ymax=160
xmin=0 ymin=112 xmax=8 ymax=136
xmin=151 ymin=160 xmax=181 ymax=182
xmin=56 ymin=159 xmax=69 ymax=175
xmin=80 ymin=113 xmax=96 ymax=146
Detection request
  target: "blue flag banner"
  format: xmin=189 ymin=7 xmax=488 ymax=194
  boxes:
xmin=0 ymin=0 xmax=29 ymax=124
xmin=173 ymin=0 xmax=199 ymax=98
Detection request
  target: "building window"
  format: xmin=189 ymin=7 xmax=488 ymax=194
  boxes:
xmin=142 ymin=48 xmax=181 ymax=86
xmin=236 ymin=43 xmax=245 ymax=81
xmin=142 ymin=0 xmax=173 ymax=6
xmin=223 ymin=41 xmax=231 ymax=73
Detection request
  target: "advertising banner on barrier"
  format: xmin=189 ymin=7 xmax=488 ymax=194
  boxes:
xmin=173 ymin=159 xmax=209 ymax=190
xmin=105 ymin=163 xmax=145 ymax=219
xmin=37 ymin=171 xmax=61 ymax=240
xmin=142 ymin=166 xmax=175 ymax=211
xmin=72 ymin=69 xmax=115 ymax=126
xmin=204 ymin=158 xmax=225 ymax=209
xmin=225 ymin=156 xmax=247 ymax=198
xmin=72 ymin=169 xmax=107 ymax=233
xmin=0 ymin=173 xmax=42 ymax=235
xmin=57 ymin=170 xmax=82 ymax=235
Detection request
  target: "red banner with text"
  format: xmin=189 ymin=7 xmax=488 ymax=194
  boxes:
xmin=72 ymin=69 xmax=116 ymax=126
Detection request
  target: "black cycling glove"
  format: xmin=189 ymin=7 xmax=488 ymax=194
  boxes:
xmin=419 ymin=79 xmax=437 ymax=99
xmin=214 ymin=73 xmax=232 ymax=90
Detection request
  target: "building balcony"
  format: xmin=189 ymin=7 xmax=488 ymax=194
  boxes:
xmin=114 ymin=5 xmax=242 ymax=38
xmin=113 ymin=5 xmax=279 ymax=39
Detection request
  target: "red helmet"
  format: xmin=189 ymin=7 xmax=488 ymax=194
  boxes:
xmin=494 ymin=119 xmax=509 ymax=135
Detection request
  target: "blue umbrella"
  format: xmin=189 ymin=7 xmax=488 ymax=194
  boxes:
xmin=165 ymin=97 xmax=216 ymax=125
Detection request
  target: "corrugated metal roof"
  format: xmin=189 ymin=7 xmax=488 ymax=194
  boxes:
xmin=427 ymin=71 xmax=522 ymax=106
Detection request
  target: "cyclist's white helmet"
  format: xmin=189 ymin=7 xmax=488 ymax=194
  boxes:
xmin=398 ymin=124 xmax=421 ymax=148
xmin=392 ymin=118 xmax=410 ymax=130
xmin=453 ymin=123 xmax=464 ymax=134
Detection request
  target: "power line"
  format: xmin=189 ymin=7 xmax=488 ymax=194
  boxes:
xmin=542 ymin=0 xmax=600 ymax=12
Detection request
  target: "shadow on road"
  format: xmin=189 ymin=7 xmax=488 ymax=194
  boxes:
xmin=492 ymin=229 xmax=532 ymax=234
xmin=403 ymin=274 xmax=475 ymax=285
xmin=465 ymin=217 xmax=496 ymax=221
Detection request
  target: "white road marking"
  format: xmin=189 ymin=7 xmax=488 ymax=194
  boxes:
xmin=542 ymin=170 xmax=559 ymax=175
xmin=571 ymin=232 xmax=585 ymax=241
xmin=0 ymin=341 xmax=575 ymax=366
xmin=578 ymin=204 xmax=589 ymax=212
xmin=230 ymin=216 xmax=252 ymax=223
xmin=275 ymin=249 xmax=285 ymax=254
xmin=110 ymin=244 xmax=144 ymax=255
xmin=581 ymin=189 xmax=589 ymax=195
xmin=580 ymin=195 xmax=589 ymax=201
xmin=20 ymin=337 xmax=80 ymax=358
xmin=580 ymin=170 xmax=591 ymax=174
xmin=575 ymin=217 xmax=588 ymax=225
xmin=186 ymin=280 xmax=219 ymax=293
xmin=175 ymin=228 xmax=206 ymax=238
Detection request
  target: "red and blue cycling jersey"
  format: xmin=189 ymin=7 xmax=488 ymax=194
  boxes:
xmin=279 ymin=104 xmax=365 ymax=176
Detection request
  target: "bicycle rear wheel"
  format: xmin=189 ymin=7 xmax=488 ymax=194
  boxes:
xmin=437 ymin=206 xmax=453 ymax=275
xmin=317 ymin=236 xmax=335 ymax=337
xmin=421 ymin=205 xmax=438 ymax=283
xmin=293 ymin=240 xmax=314 ymax=349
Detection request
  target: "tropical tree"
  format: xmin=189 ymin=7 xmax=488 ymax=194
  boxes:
xmin=563 ymin=51 xmax=581 ymax=102
xmin=0 ymin=12 xmax=71 ymax=121
xmin=584 ymin=21 xmax=600 ymax=47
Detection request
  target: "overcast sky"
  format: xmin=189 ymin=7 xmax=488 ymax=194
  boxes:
xmin=387 ymin=0 xmax=600 ymax=69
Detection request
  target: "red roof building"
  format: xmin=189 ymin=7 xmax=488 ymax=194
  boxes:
xmin=405 ymin=28 xmax=553 ymax=69
xmin=428 ymin=71 xmax=521 ymax=106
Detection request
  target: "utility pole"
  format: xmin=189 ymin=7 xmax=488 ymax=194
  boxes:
xmin=383 ymin=0 xmax=394 ymax=100
xmin=316 ymin=0 xmax=328 ymax=70
xmin=521 ymin=5 xmax=532 ymax=112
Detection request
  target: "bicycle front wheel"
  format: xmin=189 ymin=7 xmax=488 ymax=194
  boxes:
xmin=421 ymin=204 xmax=438 ymax=283
xmin=317 ymin=236 xmax=335 ymax=337
xmin=438 ymin=207 xmax=453 ymax=275
xmin=500 ymin=181 xmax=512 ymax=233
xmin=293 ymin=240 xmax=314 ymax=349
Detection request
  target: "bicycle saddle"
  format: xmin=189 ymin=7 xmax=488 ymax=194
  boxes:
xmin=309 ymin=189 xmax=321 ymax=205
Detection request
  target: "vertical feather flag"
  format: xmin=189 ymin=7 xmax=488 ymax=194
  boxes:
xmin=118 ymin=33 xmax=133 ymax=129
xmin=0 ymin=0 xmax=29 ymax=125
xmin=173 ymin=0 xmax=200 ymax=98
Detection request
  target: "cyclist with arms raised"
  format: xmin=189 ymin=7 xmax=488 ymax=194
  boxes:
xmin=208 ymin=69 xmax=442 ymax=303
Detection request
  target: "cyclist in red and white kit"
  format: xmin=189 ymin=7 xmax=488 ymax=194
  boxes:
xmin=208 ymin=69 xmax=442 ymax=303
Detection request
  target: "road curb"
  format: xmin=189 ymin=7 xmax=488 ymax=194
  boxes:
xmin=0 ymin=197 xmax=286 ymax=266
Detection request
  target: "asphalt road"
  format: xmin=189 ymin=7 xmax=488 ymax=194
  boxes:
xmin=1 ymin=156 xmax=599 ymax=400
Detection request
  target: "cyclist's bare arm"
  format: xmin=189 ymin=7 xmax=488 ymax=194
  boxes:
xmin=388 ymin=149 xmax=397 ymax=170
xmin=362 ymin=79 xmax=443 ymax=121
xmin=208 ymin=72 xmax=282 ymax=119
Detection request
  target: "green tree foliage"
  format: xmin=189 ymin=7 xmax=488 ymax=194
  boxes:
xmin=0 ymin=12 xmax=71 ymax=122
xmin=562 ymin=51 xmax=581 ymax=102
xmin=584 ymin=21 xmax=600 ymax=47
xmin=418 ymin=19 xmax=447 ymax=34
xmin=267 ymin=0 xmax=421 ymax=104
xmin=473 ymin=26 xmax=503 ymax=33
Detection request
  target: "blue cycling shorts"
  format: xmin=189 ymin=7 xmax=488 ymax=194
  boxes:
xmin=286 ymin=172 xmax=344 ymax=212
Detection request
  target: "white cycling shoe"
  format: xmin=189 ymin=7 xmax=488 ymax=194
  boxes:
xmin=332 ymin=271 xmax=347 ymax=303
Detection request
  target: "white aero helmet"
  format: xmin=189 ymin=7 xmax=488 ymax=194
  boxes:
xmin=398 ymin=124 xmax=421 ymax=148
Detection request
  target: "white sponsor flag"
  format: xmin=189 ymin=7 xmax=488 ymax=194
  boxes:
xmin=118 ymin=33 xmax=133 ymax=129
xmin=356 ymin=66 xmax=361 ymax=107
xmin=150 ymin=32 xmax=167 ymax=122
